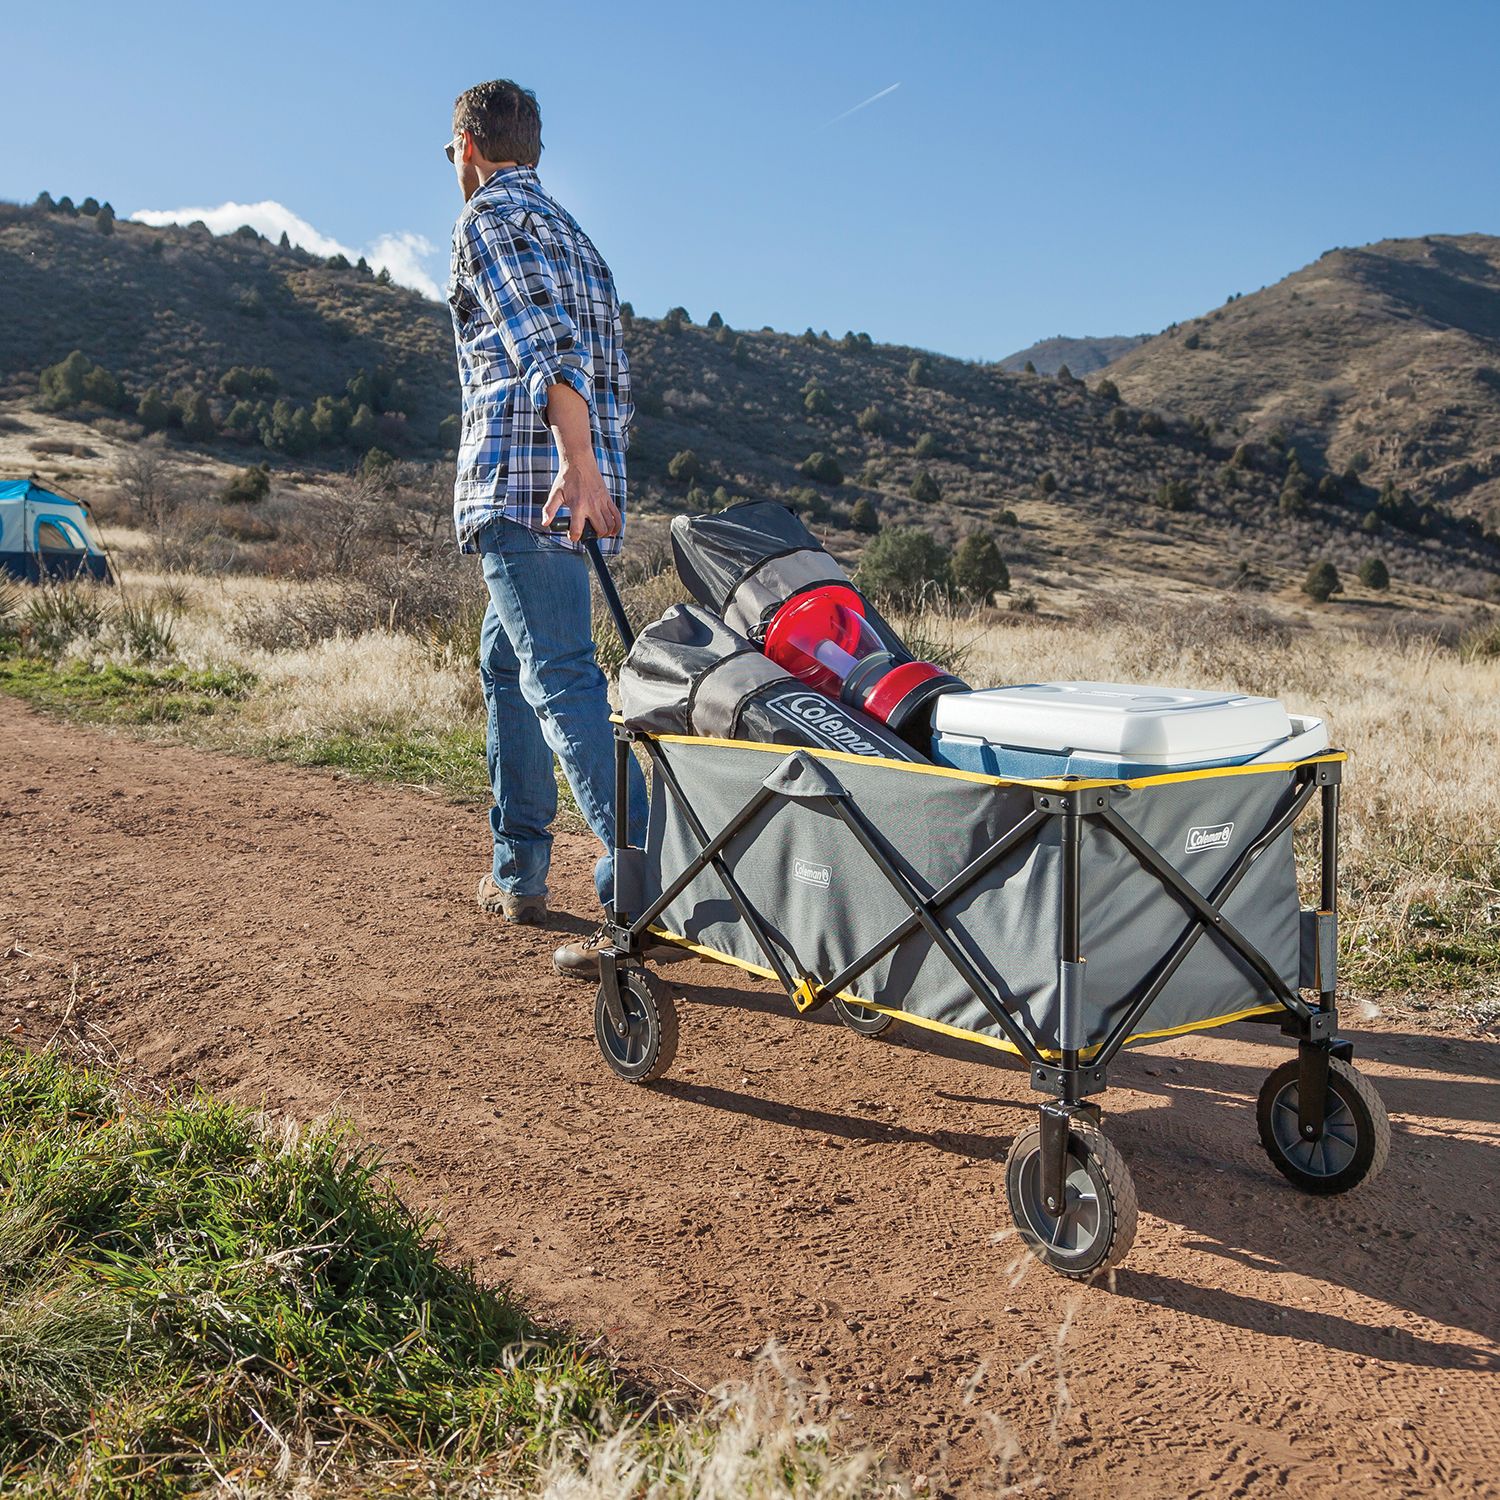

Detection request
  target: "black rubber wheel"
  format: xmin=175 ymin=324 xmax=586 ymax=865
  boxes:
xmin=594 ymin=968 xmax=678 ymax=1083
xmin=831 ymin=995 xmax=893 ymax=1038
xmin=1257 ymin=1056 xmax=1389 ymax=1195
xmin=1004 ymin=1119 xmax=1138 ymax=1279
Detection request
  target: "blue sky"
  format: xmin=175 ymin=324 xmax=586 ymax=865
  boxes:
xmin=5 ymin=1 xmax=1499 ymax=359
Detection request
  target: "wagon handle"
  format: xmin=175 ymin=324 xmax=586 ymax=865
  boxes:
xmin=579 ymin=526 xmax=636 ymax=652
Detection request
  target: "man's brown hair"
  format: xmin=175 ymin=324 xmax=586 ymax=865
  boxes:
xmin=453 ymin=79 xmax=542 ymax=166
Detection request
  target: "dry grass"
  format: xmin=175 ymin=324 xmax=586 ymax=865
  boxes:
xmin=6 ymin=563 xmax=1496 ymax=1019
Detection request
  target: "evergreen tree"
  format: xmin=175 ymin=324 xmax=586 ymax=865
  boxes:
xmin=375 ymin=267 xmax=392 ymax=286
xmin=1302 ymin=561 xmax=1342 ymax=603
xmin=137 ymin=387 xmax=172 ymax=432
xmin=56 ymin=196 xmax=77 ymax=215
xmin=81 ymin=364 xmax=124 ymax=408
xmin=220 ymin=464 xmax=271 ymax=504
xmin=178 ymin=389 xmax=216 ymax=443
xmin=798 ymin=451 xmax=843 ymax=486
xmin=33 ymin=190 xmax=56 ymax=211
xmin=856 ymin=527 xmax=952 ymax=607
xmin=857 ymin=405 xmax=888 ymax=436
xmin=1358 ymin=556 xmax=1390 ymax=591
xmin=910 ymin=470 xmax=941 ymax=504
xmin=279 ymin=230 xmax=292 ymax=250
xmin=79 ymin=196 xmax=100 ymax=215
xmin=38 ymin=351 xmax=92 ymax=409
xmin=849 ymin=497 xmax=879 ymax=534
xmin=950 ymin=533 xmax=1010 ymax=601
xmin=714 ymin=323 xmax=733 ymax=346
xmin=347 ymin=403 xmax=379 ymax=450
xmin=707 ymin=311 xmax=724 ymax=329
xmin=95 ymin=203 xmax=115 ymax=234
xmin=668 ymin=449 xmax=703 ymax=484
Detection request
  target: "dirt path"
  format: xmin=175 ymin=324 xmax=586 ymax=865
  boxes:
xmin=3 ymin=698 xmax=1497 ymax=1498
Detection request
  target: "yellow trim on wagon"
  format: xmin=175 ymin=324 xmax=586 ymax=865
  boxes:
xmin=646 ymin=925 xmax=1282 ymax=1059
xmin=620 ymin=720 xmax=1346 ymax=794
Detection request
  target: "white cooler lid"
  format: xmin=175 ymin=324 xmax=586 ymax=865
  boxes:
xmin=932 ymin=681 xmax=1294 ymax=765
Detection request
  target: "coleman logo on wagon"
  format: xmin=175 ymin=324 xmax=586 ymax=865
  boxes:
xmin=793 ymin=858 xmax=832 ymax=889
xmin=765 ymin=691 xmax=885 ymax=758
xmin=1185 ymin=822 xmax=1235 ymax=854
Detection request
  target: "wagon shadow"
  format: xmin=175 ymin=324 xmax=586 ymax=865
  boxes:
xmin=1112 ymin=1269 xmax=1499 ymax=1372
xmin=651 ymin=1079 xmax=1011 ymax=1161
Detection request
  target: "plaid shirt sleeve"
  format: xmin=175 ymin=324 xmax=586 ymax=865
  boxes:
xmin=460 ymin=211 xmax=595 ymax=414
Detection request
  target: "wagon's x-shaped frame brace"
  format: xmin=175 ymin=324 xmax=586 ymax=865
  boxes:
xmin=598 ymin=730 xmax=1350 ymax=1220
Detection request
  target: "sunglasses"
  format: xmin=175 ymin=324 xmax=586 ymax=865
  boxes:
xmin=444 ymin=133 xmax=462 ymax=164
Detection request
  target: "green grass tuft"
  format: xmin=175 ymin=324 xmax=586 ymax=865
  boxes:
xmin=0 ymin=656 xmax=253 ymax=725
xmin=0 ymin=1045 xmax=623 ymax=1496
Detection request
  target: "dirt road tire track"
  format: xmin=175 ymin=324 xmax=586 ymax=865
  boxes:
xmin=3 ymin=699 xmax=1497 ymax=1497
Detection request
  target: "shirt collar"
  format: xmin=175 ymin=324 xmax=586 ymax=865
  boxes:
xmin=471 ymin=164 xmax=542 ymax=206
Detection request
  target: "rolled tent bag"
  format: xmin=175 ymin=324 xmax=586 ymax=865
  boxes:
xmin=619 ymin=603 xmax=930 ymax=763
xmin=670 ymin=499 xmax=891 ymax=642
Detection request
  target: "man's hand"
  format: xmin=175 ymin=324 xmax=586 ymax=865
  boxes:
xmin=542 ymin=459 xmax=620 ymax=541
xmin=540 ymin=381 xmax=620 ymax=540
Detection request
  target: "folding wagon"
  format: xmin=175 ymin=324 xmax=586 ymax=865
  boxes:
xmin=581 ymin=544 xmax=1390 ymax=1279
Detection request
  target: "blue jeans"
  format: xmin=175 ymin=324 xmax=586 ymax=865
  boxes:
xmin=476 ymin=519 xmax=647 ymax=908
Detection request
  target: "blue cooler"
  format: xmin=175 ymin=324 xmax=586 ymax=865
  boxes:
xmin=930 ymin=681 xmax=1328 ymax=781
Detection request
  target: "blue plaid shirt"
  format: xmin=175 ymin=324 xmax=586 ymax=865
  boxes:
xmin=448 ymin=166 xmax=632 ymax=555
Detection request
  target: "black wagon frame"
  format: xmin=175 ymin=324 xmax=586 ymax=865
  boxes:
xmin=581 ymin=538 xmax=1385 ymax=1274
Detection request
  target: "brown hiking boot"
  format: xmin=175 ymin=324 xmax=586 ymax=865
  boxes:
xmin=553 ymin=921 xmax=690 ymax=981
xmin=476 ymin=874 xmax=546 ymax=925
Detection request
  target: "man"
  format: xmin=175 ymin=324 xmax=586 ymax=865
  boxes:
xmin=446 ymin=78 xmax=651 ymax=979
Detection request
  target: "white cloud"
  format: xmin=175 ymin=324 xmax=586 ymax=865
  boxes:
xmin=128 ymin=199 xmax=443 ymax=299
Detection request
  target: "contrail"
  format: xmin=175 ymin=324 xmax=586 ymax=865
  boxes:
xmin=827 ymin=82 xmax=901 ymax=125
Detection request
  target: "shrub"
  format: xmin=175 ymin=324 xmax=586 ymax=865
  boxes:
xmin=914 ymin=432 xmax=939 ymax=459
xmin=666 ymin=306 xmax=692 ymax=325
xmin=1317 ymin=474 xmax=1344 ymax=502
xmin=220 ymin=464 xmax=271 ymax=504
xmin=906 ymin=357 xmax=929 ymax=387
xmin=1139 ymin=410 xmax=1166 ymax=437
xmin=1108 ymin=405 xmax=1130 ymax=432
xmin=1278 ymin=487 xmax=1307 ymax=517
xmin=1036 ymin=470 xmax=1058 ymax=495
xmin=219 ymin=365 xmax=278 ymax=398
xmin=1157 ymin=479 xmax=1194 ymax=512
xmin=787 ymin=486 xmax=830 ymax=521
xmin=856 ymin=405 xmax=888 ymax=436
xmin=714 ymin=324 xmax=733 ymax=346
xmin=803 ymin=386 xmax=832 ymax=416
xmin=668 ymin=448 xmax=703 ymax=484
xmin=856 ymin=527 xmax=951 ymax=607
xmin=950 ymin=532 xmax=1010 ymax=601
xmin=137 ymin=387 xmax=171 ymax=432
xmin=849 ymin=497 xmax=879 ymax=534
xmin=1094 ymin=377 xmax=1121 ymax=403
xmin=1358 ymin=556 xmax=1390 ymax=591
xmin=707 ymin=310 xmax=724 ymax=329
xmin=347 ymin=403 xmax=379 ymax=451
xmin=997 ymin=508 xmax=1019 ymax=527
xmin=798 ymin=451 xmax=843 ymax=485
xmin=38 ymin=351 xmax=96 ymax=410
xmin=732 ymin=337 xmax=749 ymax=365
xmin=438 ymin=412 xmax=461 ymax=452
xmin=177 ymin=389 xmax=216 ymax=443
xmin=1302 ymin=561 xmax=1342 ymax=603
xmin=80 ymin=364 xmax=125 ymax=409
xmin=910 ymin=470 xmax=941 ymax=504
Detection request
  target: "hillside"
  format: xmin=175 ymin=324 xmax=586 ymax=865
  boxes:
xmin=3 ymin=199 xmax=1498 ymax=602
xmin=997 ymin=333 xmax=1148 ymax=376
xmin=1106 ymin=234 xmax=1500 ymax=530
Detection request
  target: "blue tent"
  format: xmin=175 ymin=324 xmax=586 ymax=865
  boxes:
xmin=0 ymin=479 xmax=112 ymax=583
